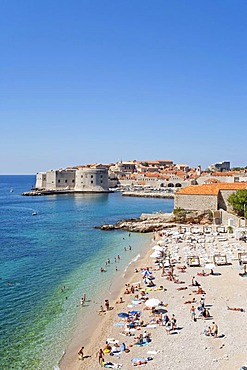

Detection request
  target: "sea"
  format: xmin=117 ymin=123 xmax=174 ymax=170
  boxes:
xmin=0 ymin=175 xmax=174 ymax=370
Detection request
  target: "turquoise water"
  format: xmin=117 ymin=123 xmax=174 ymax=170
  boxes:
xmin=0 ymin=175 xmax=174 ymax=369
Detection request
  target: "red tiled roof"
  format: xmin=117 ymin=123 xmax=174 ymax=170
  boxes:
xmin=177 ymin=182 xmax=247 ymax=195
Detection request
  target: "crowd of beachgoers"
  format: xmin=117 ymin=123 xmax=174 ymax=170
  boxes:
xmin=62 ymin=225 xmax=247 ymax=370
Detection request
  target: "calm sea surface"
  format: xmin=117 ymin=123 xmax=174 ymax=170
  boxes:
xmin=0 ymin=175 xmax=174 ymax=369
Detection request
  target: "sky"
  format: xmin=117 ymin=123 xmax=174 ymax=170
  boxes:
xmin=1 ymin=0 xmax=247 ymax=174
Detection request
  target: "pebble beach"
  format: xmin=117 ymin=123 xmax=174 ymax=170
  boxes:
xmin=60 ymin=225 xmax=247 ymax=370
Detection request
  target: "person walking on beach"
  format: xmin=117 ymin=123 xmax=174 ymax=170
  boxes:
xmin=96 ymin=348 xmax=104 ymax=365
xmin=105 ymin=299 xmax=110 ymax=311
xmin=171 ymin=314 xmax=177 ymax=330
xmin=190 ymin=306 xmax=196 ymax=321
xmin=78 ymin=346 xmax=84 ymax=360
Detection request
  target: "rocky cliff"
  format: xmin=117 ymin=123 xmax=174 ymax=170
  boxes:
xmin=96 ymin=210 xmax=213 ymax=233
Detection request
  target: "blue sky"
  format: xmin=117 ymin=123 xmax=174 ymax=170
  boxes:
xmin=1 ymin=0 xmax=247 ymax=173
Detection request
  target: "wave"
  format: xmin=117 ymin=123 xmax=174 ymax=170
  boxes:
xmin=122 ymin=253 xmax=140 ymax=276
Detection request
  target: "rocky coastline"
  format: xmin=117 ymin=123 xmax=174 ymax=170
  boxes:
xmin=96 ymin=210 xmax=213 ymax=233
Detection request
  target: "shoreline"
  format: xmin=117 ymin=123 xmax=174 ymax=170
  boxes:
xmin=59 ymin=234 xmax=154 ymax=370
xmin=60 ymin=223 xmax=247 ymax=370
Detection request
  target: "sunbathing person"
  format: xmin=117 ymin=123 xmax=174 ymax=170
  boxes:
xmin=204 ymin=326 xmax=212 ymax=336
xmin=173 ymin=278 xmax=185 ymax=284
xmin=103 ymin=342 xmax=112 ymax=354
xmin=176 ymin=286 xmax=188 ymax=291
xmin=116 ymin=297 xmax=124 ymax=304
xmin=197 ymin=270 xmax=209 ymax=277
xmin=177 ymin=265 xmax=187 ymax=272
xmin=193 ymin=286 xmax=206 ymax=294
xmin=227 ymin=306 xmax=245 ymax=312
xmin=184 ymin=297 xmax=196 ymax=304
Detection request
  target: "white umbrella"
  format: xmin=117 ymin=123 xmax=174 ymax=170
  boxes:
xmin=204 ymin=263 xmax=216 ymax=269
xmin=157 ymin=240 xmax=167 ymax=246
xmin=152 ymin=245 xmax=164 ymax=251
xmin=150 ymin=251 xmax=162 ymax=258
xmin=145 ymin=298 xmax=160 ymax=308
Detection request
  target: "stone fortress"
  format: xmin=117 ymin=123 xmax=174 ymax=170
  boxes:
xmin=35 ymin=166 xmax=109 ymax=193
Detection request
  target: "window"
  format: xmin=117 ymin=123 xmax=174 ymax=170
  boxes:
xmin=101 ymin=180 xmax=103 ymax=183
xmin=65 ymin=180 xmax=67 ymax=183
xmin=91 ymin=180 xmax=93 ymax=184
xmin=81 ymin=175 xmax=83 ymax=178
xmin=58 ymin=179 xmax=60 ymax=183
xmin=91 ymin=175 xmax=93 ymax=178
xmin=100 ymin=175 xmax=103 ymax=178
xmin=72 ymin=179 xmax=74 ymax=183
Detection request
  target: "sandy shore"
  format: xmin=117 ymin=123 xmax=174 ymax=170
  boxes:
xmin=60 ymin=226 xmax=247 ymax=370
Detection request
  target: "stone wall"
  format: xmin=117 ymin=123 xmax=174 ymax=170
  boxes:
xmin=55 ymin=170 xmax=76 ymax=189
xmin=220 ymin=209 xmax=245 ymax=227
xmin=218 ymin=190 xmax=235 ymax=211
xmin=35 ymin=173 xmax=46 ymax=189
xmin=45 ymin=171 xmax=57 ymax=190
xmin=174 ymin=194 xmax=218 ymax=211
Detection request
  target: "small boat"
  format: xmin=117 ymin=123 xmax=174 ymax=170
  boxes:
xmin=32 ymin=212 xmax=38 ymax=216
xmin=10 ymin=189 xmax=14 ymax=193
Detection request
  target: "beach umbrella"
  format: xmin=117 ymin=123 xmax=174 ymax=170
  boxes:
xmin=129 ymin=310 xmax=141 ymax=315
xmin=152 ymin=245 xmax=164 ymax=251
xmin=118 ymin=312 xmax=129 ymax=318
xmin=157 ymin=240 xmax=166 ymax=246
xmin=142 ymin=270 xmax=152 ymax=276
xmin=145 ymin=298 xmax=160 ymax=308
xmin=150 ymin=251 xmax=161 ymax=258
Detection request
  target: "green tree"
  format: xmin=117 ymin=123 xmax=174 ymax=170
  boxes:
xmin=228 ymin=190 xmax=247 ymax=217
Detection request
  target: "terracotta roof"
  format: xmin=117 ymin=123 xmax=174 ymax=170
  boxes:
xmin=204 ymin=178 xmax=221 ymax=184
xmin=177 ymin=182 xmax=247 ymax=195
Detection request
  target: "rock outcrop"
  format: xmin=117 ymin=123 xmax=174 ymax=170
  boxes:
xmin=96 ymin=210 xmax=213 ymax=233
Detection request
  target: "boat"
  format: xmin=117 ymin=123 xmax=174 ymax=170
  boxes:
xmin=32 ymin=212 xmax=38 ymax=216
xmin=10 ymin=189 xmax=14 ymax=193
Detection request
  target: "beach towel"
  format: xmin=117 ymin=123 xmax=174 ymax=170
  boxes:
xmin=103 ymin=362 xmax=122 ymax=368
xmin=135 ymin=341 xmax=149 ymax=347
xmin=131 ymin=357 xmax=153 ymax=365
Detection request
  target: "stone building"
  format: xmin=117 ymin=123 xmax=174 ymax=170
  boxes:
xmin=174 ymin=183 xmax=247 ymax=211
xmin=35 ymin=167 xmax=109 ymax=192
xmin=74 ymin=168 xmax=109 ymax=192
